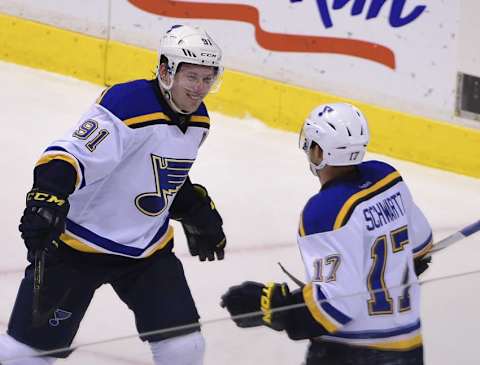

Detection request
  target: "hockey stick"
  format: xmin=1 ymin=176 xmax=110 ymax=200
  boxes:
xmin=277 ymin=262 xmax=305 ymax=288
xmin=31 ymin=247 xmax=72 ymax=328
xmin=32 ymin=249 xmax=46 ymax=327
xmin=426 ymin=220 xmax=480 ymax=256
xmin=279 ymin=220 xmax=480 ymax=287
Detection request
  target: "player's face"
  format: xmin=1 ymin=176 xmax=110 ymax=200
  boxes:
xmin=171 ymin=64 xmax=217 ymax=113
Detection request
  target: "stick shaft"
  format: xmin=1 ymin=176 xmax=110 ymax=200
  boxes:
xmin=429 ymin=220 xmax=480 ymax=255
xmin=32 ymin=249 xmax=45 ymax=325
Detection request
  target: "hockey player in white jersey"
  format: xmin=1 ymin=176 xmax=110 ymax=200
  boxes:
xmin=221 ymin=103 xmax=432 ymax=364
xmin=0 ymin=25 xmax=226 ymax=365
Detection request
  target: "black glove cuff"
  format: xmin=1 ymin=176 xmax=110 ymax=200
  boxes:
xmin=261 ymin=282 xmax=291 ymax=331
xmin=182 ymin=199 xmax=223 ymax=234
xmin=283 ymin=289 xmax=328 ymax=340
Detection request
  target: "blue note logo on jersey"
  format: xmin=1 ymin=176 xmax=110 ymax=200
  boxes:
xmin=135 ymin=155 xmax=194 ymax=217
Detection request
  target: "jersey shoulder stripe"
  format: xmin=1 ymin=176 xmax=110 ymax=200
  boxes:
xmin=97 ymin=79 xmax=210 ymax=129
xmin=188 ymin=103 xmax=210 ymax=129
xmin=123 ymin=111 xmax=174 ymax=128
xmin=333 ymin=170 xmax=402 ymax=229
xmin=124 ymin=112 xmax=211 ymax=129
xmin=189 ymin=114 xmax=210 ymax=129
xmin=300 ymin=161 xmax=402 ymax=236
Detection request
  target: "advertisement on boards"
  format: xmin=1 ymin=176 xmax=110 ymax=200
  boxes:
xmin=0 ymin=0 xmax=460 ymax=121
xmin=111 ymin=0 xmax=459 ymax=121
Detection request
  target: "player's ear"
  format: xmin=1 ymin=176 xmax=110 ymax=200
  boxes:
xmin=309 ymin=143 xmax=323 ymax=163
xmin=158 ymin=63 xmax=168 ymax=82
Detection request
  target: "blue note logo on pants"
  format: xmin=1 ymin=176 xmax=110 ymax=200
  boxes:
xmin=49 ymin=309 xmax=73 ymax=327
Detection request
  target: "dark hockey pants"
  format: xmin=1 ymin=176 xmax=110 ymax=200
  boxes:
xmin=7 ymin=242 xmax=200 ymax=358
xmin=305 ymin=340 xmax=423 ymax=365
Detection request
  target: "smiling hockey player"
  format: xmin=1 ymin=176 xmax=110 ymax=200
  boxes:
xmin=0 ymin=24 xmax=226 ymax=365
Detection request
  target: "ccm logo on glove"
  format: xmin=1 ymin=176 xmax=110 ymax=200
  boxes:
xmin=26 ymin=191 xmax=67 ymax=207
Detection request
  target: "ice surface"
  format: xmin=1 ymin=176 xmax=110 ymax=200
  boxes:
xmin=0 ymin=61 xmax=479 ymax=364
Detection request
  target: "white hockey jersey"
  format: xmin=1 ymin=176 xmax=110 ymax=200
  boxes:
xmin=35 ymin=79 xmax=210 ymax=258
xmin=298 ymin=161 xmax=432 ymax=350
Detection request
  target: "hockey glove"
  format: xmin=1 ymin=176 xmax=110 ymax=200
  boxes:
xmin=221 ymin=281 xmax=290 ymax=331
xmin=180 ymin=184 xmax=226 ymax=262
xmin=19 ymin=188 xmax=69 ymax=253
xmin=414 ymin=255 xmax=432 ymax=276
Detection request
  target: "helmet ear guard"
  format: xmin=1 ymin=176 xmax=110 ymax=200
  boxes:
xmin=299 ymin=103 xmax=370 ymax=174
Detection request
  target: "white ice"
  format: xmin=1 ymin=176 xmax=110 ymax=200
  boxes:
xmin=0 ymin=61 xmax=479 ymax=364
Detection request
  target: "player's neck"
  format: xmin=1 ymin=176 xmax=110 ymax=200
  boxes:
xmin=318 ymin=165 xmax=357 ymax=185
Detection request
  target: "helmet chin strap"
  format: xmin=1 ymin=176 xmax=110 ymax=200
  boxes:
xmin=157 ymin=77 xmax=191 ymax=115
xmin=309 ymin=159 xmax=327 ymax=176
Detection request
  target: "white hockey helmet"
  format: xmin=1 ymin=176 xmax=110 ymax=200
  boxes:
xmin=299 ymin=103 xmax=369 ymax=174
xmin=157 ymin=24 xmax=223 ymax=92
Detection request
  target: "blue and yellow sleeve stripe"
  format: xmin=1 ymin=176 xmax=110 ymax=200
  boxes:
xmin=413 ymin=232 xmax=433 ymax=258
xmin=36 ymin=146 xmax=85 ymax=189
xmin=303 ymin=283 xmax=352 ymax=333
